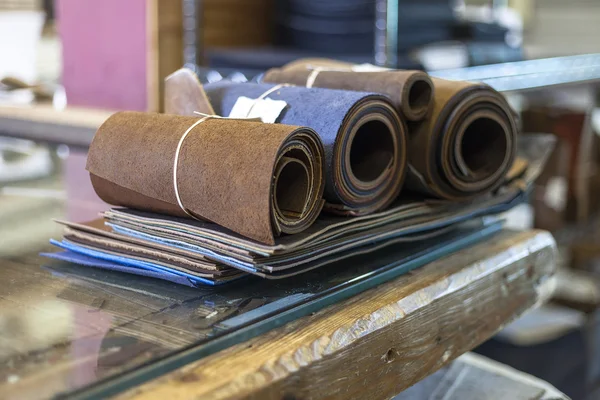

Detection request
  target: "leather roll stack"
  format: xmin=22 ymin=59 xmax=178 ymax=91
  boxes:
xmin=86 ymin=112 xmax=325 ymax=244
xmin=204 ymin=81 xmax=408 ymax=215
xmin=263 ymin=62 xmax=434 ymax=122
xmin=263 ymin=59 xmax=517 ymax=201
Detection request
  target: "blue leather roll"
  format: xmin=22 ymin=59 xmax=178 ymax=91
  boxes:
xmin=205 ymin=81 xmax=408 ymax=216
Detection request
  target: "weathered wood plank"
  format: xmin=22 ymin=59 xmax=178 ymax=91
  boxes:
xmin=0 ymin=104 xmax=111 ymax=147
xmin=117 ymin=229 xmax=557 ymax=400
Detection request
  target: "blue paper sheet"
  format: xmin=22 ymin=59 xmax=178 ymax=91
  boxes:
xmin=45 ymin=239 xmax=226 ymax=286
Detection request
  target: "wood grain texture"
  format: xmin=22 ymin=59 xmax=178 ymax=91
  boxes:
xmin=146 ymin=0 xmax=160 ymax=113
xmin=202 ymin=0 xmax=273 ymax=48
xmin=155 ymin=0 xmax=183 ymax=113
xmin=117 ymin=229 xmax=557 ymax=400
xmin=147 ymin=0 xmax=185 ymax=112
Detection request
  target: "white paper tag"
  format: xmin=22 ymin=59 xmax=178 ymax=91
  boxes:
xmin=228 ymin=96 xmax=287 ymax=123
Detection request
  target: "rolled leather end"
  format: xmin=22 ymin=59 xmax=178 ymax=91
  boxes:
xmin=264 ymin=60 xmax=434 ymax=122
xmin=271 ymin=128 xmax=326 ymax=235
xmin=407 ymin=78 xmax=518 ymax=200
xmin=326 ymin=96 xmax=408 ymax=216
xmin=399 ymin=71 xmax=433 ymax=121
xmin=86 ymin=112 xmax=325 ymax=244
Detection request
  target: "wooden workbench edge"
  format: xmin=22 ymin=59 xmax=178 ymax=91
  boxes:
xmin=117 ymin=230 xmax=557 ymax=400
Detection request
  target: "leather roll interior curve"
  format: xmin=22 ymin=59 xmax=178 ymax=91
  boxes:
xmin=263 ymin=61 xmax=434 ymax=122
xmin=406 ymin=78 xmax=517 ymax=200
xmin=86 ymin=111 xmax=325 ymax=244
xmin=204 ymin=81 xmax=408 ymax=215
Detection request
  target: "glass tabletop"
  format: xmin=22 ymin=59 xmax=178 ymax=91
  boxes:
xmin=0 ymin=138 xmax=500 ymax=400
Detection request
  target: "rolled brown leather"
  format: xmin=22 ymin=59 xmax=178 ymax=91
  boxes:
xmin=86 ymin=111 xmax=325 ymax=245
xmin=406 ymin=78 xmax=517 ymax=200
xmin=263 ymin=60 xmax=433 ymax=121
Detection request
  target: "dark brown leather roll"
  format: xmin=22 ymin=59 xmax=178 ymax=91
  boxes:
xmin=263 ymin=60 xmax=433 ymax=121
xmin=86 ymin=111 xmax=325 ymax=244
xmin=406 ymin=78 xmax=517 ymax=200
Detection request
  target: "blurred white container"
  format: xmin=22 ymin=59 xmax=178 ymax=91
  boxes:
xmin=0 ymin=10 xmax=45 ymax=83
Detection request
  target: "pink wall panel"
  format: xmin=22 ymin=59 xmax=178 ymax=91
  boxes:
xmin=57 ymin=0 xmax=150 ymax=221
xmin=57 ymin=0 xmax=148 ymax=111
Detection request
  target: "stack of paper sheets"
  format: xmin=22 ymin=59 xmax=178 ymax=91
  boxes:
xmin=44 ymin=134 xmax=552 ymax=286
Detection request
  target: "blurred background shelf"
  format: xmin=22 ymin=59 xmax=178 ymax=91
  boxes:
xmin=0 ymin=104 xmax=111 ymax=148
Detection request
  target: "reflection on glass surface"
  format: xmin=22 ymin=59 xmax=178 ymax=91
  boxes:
xmin=0 ymin=225 xmax=491 ymax=399
xmin=0 ymin=139 xmax=64 ymax=259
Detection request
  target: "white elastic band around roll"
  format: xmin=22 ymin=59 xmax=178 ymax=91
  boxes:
xmin=174 ymin=111 xmax=265 ymax=217
xmin=245 ymin=83 xmax=293 ymax=118
xmin=305 ymin=67 xmax=323 ymax=88
xmin=173 ymin=115 xmax=214 ymax=219
xmin=305 ymin=64 xmax=355 ymax=88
